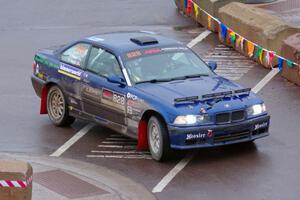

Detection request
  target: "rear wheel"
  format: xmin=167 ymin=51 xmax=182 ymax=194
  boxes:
xmin=47 ymin=86 xmax=75 ymax=126
xmin=147 ymin=116 xmax=171 ymax=161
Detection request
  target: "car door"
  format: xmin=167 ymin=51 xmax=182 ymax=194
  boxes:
xmin=81 ymin=46 xmax=127 ymax=125
xmin=59 ymin=42 xmax=91 ymax=111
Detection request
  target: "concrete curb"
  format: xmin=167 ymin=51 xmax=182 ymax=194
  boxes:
xmin=0 ymin=153 xmax=156 ymax=200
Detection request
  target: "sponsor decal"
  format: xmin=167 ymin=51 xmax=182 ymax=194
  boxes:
xmin=254 ymin=122 xmax=268 ymax=130
xmin=113 ymin=93 xmax=125 ymax=105
xmin=69 ymin=97 xmax=78 ymax=105
xmin=207 ymin=130 xmax=213 ymax=138
xmin=83 ymin=86 xmax=101 ymax=99
xmin=186 ymin=133 xmax=206 ymax=140
xmin=127 ymin=105 xmax=133 ymax=115
xmin=102 ymin=89 xmax=113 ymax=99
xmin=143 ymin=49 xmax=161 ymax=55
xmin=58 ymin=63 xmax=83 ymax=80
xmin=34 ymin=54 xmax=59 ymax=69
xmin=127 ymin=51 xmax=142 ymax=59
xmin=88 ymin=36 xmax=104 ymax=42
xmin=127 ymin=92 xmax=138 ymax=101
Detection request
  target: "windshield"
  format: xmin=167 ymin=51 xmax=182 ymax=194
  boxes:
xmin=123 ymin=48 xmax=213 ymax=84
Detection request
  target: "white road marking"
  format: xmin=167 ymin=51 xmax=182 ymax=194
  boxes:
xmin=86 ymin=154 xmax=152 ymax=159
xmin=152 ymin=153 xmax=195 ymax=193
xmin=252 ymin=68 xmax=280 ymax=94
xmin=50 ymin=123 xmax=95 ymax=157
xmin=91 ymin=150 xmax=150 ymax=154
xmin=152 ymin=31 xmax=213 ymax=193
xmin=187 ymin=30 xmax=211 ymax=48
xmin=102 ymin=141 xmax=137 ymax=145
xmin=97 ymin=144 xmax=136 ymax=149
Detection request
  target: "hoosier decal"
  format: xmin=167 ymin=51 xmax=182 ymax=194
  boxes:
xmin=58 ymin=63 xmax=83 ymax=80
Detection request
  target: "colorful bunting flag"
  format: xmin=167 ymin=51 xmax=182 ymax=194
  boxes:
xmin=287 ymin=60 xmax=294 ymax=68
xmin=278 ymin=57 xmax=284 ymax=72
xmin=207 ymin=15 xmax=212 ymax=30
xmin=255 ymin=46 xmax=262 ymax=61
xmin=184 ymin=0 xmax=188 ymax=9
xmin=247 ymin=41 xmax=255 ymax=58
xmin=187 ymin=0 xmax=192 ymax=15
xmin=193 ymin=3 xmax=199 ymax=18
xmin=220 ymin=23 xmax=227 ymax=41
xmin=241 ymin=37 xmax=244 ymax=52
xmin=259 ymin=49 xmax=264 ymax=64
xmin=230 ymin=32 xmax=236 ymax=45
xmin=236 ymin=36 xmax=242 ymax=49
xmin=266 ymin=51 xmax=274 ymax=67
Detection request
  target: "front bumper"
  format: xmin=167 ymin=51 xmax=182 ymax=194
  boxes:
xmin=168 ymin=115 xmax=270 ymax=149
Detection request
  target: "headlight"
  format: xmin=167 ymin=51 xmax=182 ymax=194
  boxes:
xmin=173 ymin=115 xmax=208 ymax=125
xmin=247 ymin=103 xmax=266 ymax=116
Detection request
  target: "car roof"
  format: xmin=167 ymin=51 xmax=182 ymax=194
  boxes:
xmin=82 ymin=31 xmax=184 ymax=55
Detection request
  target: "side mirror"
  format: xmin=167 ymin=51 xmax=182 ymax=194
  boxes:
xmin=107 ymin=75 xmax=126 ymax=86
xmin=208 ymin=61 xmax=217 ymax=71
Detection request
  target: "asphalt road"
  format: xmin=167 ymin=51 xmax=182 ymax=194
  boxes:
xmin=1 ymin=1 xmax=300 ymax=200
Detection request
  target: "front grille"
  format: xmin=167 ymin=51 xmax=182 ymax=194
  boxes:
xmin=214 ymin=131 xmax=250 ymax=143
xmin=232 ymin=110 xmax=245 ymax=122
xmin=215 ymin=110 xmax=245 ymax=124
xmin=216 ymin=113 xmax=230 ymax=123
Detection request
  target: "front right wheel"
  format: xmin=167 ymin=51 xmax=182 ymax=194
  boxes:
xmin=147 ymin=116 xmax=171 ymax=161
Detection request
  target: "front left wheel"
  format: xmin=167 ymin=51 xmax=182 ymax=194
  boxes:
xmin=147 ymin=116 xmax=172 ymax=161
xmin=47 ymin=86 xmax=75 ymax=127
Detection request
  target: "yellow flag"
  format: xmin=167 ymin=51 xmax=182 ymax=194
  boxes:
xmin=259 ymin=49 xmax=264 ymax=64
xmin=247 ymin=41 xmax=255 ymax=58
xmin=194 ymin=3 xmax=199 ymax=18
xmin=207 ymin=15 xmax=212 ymax=30
xmin=236 ymin=36 xmax=242 ymax=49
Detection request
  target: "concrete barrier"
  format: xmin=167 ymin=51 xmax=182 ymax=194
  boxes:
xmin=218 ymin=2 xmax=300 ymax=67
xmin=175 ymin=0 xmax=243 ymax=32
xmin=281 ymin=33 xmax=300 ymax=86
xmin=0 ymin=160 xmax=33 ymax=200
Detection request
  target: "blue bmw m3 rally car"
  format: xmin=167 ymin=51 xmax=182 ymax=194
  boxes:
xmin=31 ymin=31 xmax=270 ymax=161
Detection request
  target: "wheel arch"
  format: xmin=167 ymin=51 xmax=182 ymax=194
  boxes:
xmin=137 ymin=109 xmax=168 ymax=150
xmin=40 ymin=81 xmax=60 ymax=114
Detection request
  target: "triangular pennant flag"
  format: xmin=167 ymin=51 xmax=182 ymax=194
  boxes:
xmin=184 ymin=0 xmax=188 ymax=9
xmin=278 ymin=57 xmax=284 ymax=72
xmin=247 ymin=41 xmax=255 ymax=58
xmin=207 ymin=15 xmax=212 ymax=30
xmin=220 ymin=23 xmax=227 ymax=41
xmin=187 ymin=0 xmax=192 ymax=15
xmin=194 ymin=3 xmax=199 ymax=17
xmin=287 ymin=60 xmax=294 ymax=68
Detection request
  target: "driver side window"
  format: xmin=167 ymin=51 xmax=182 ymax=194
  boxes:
xmin=86 ymin=47 xmax=123 ymax=78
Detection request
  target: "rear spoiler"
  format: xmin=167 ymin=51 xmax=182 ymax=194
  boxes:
xmin=174 ymin=88 xmax=251 ymax=104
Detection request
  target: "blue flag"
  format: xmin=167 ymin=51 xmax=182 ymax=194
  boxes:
xmin=184 ymin=0 xmax=188 ymax=9
xmin=278 ymin=57 xmax=284 ymax=72
xmin=220 ymin=23 xmax=227 ymax=41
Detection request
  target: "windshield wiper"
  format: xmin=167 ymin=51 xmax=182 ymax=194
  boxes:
xmin=171 ymin=74 xmax=209 ymax=80
xmin=135 ymin=78 xmax=173 ymax=84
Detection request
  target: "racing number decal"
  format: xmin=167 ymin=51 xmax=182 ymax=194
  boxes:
xmin=102 ymin=88 xmax=126 ymax=112
xmin=113 ymin=94 xmax=125 ymax=106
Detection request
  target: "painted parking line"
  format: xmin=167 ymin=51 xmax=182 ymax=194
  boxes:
xmin=187 ymin=30 xmax=211 ymax=48
xmin=50 ymin=123 xmax=95 ymax=157
xmin=252 ymin=68 xmax=280 ymax=94
xmin=152 ymin=34 xmax=279 ymax=194
xmin=87 ymin=133 xmax=151 ymax=159
xmin=152 ymin=153 xmax=195 ymax=193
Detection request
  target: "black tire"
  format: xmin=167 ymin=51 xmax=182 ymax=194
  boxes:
xmin=47 ymin=86 xmax=75 ymax=127
xmin=147 ymin=116 xmax=172 ymax=161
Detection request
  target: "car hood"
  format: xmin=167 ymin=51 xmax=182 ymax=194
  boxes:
xmin=135 ymin=76 xmax=243 ymax=104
